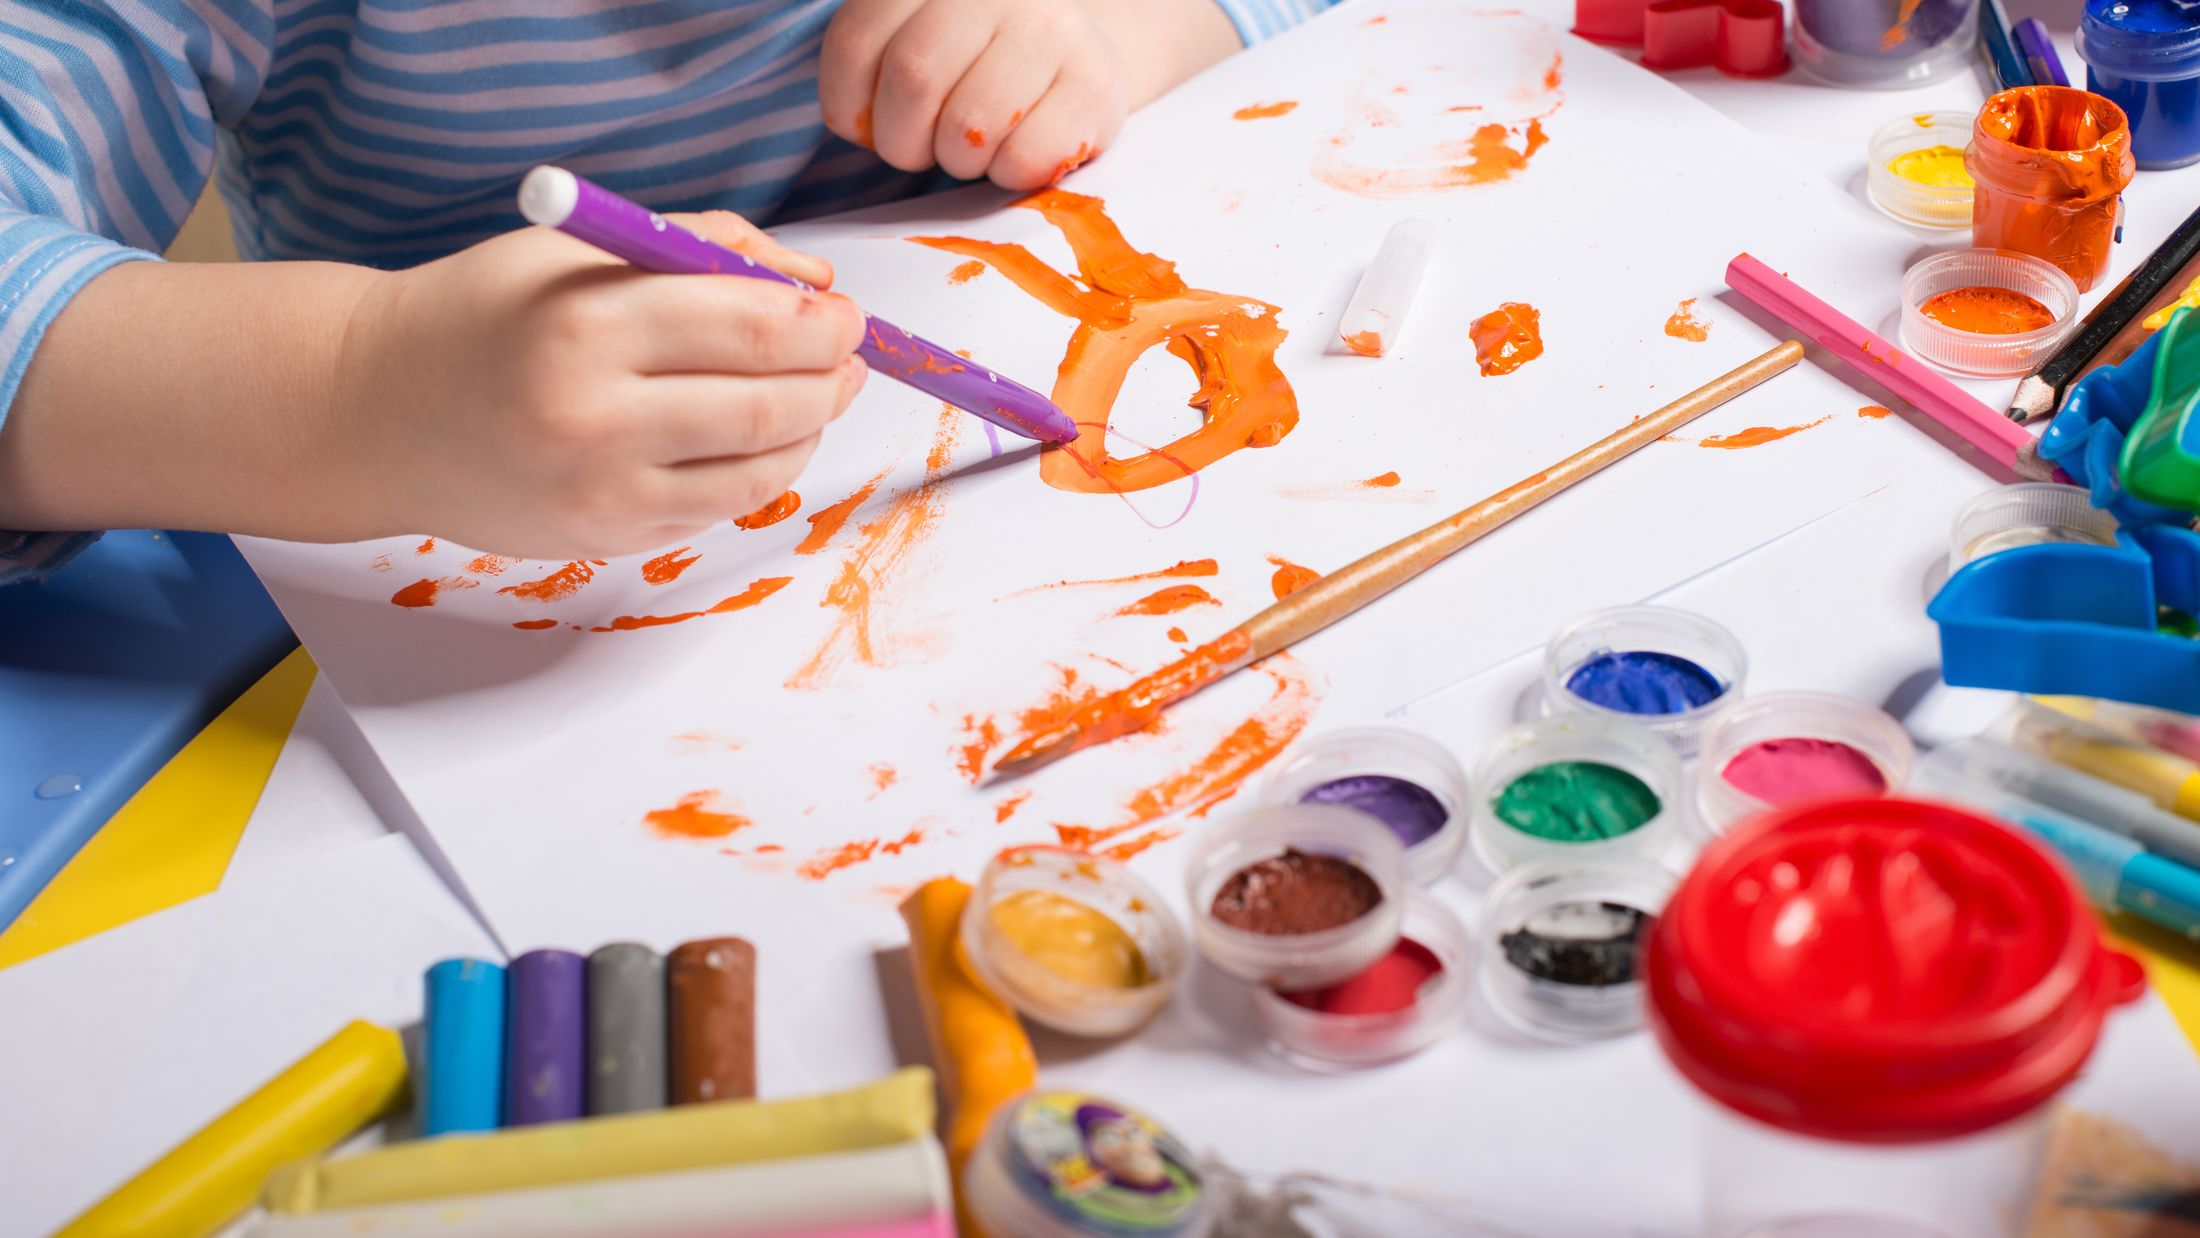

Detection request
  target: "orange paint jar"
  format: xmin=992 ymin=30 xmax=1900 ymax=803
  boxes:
xmin=1968 ymin=87 xmax=2135 ymax=292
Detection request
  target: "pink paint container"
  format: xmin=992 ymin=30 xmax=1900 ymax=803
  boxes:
xmin=1696 ymin=692 xmax=1916 ymax=837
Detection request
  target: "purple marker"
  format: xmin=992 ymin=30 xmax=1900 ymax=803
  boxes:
xmin=505 ymin=949 xmax=586 ymax=1126
xmin=2013 ymin=18 xmax=2070 ymax=87
xmin=517 ymin=165 xmax=1077 ymax=446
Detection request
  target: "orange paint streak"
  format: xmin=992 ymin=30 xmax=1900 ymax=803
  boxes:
xmin=957 ymin=714 xmax=1004 ymax=785
xmin=1664 ymin=297 xmax=1710 ymax=342
xmin=1698 ymin=416 xmax=1834 ymax=449
xmin=1365 ymin=13 xmax=1388 ymax=22
xmin=946 ymin=260 xmax=986 ymax=285
xmin=1268 ymin=556 xmax=1320 ymax=600
xmin=1005 ymin=558 xmax=1219 ymax=597
xmin=1234 ymin=100 xmax=1300 ymax=120
xmin=512 ymin=618 xmax=559 ymax=630
xmin=963 ymin=126 xmax=986 ymax=147
xmin=785 ymin=410 xmax=959 ymax=690
xmin=994 ymin=791 xmax=1034 ymax=824
xmin=1119 ymin=584 xmax=1221 ymax=616
xmin=735 ymin=490 xmax=802 ymax=530
xmin=1859 ymin=404 xmax=1893 ymax=419
xmin=1342 ymin=329 xmax=1383 ymax=356
xmin=798 ymin=828 xmax=925 ymax=880
xmin=869 ymin=763 xmax=898 ymax=796
xmin=644 ymin=790 xmax=751 ymax=840
xmin=1470 ymin=302 xmax=1544 ymax=376
xmin=1364 ymin=470 xmax=1401 ymax=487
xmin=416 ymin=537 xmax=436 ymax=555
xmin=590 ymin=576 xmax=792 ymax=632
xmin=796 ymin=471 xmax=888 ymax=554
xmin=997 ymin=630 xmax=1254 ymax=769
xmin=641 ymin=546 xmax=700 ymax=585
xmin=1100 ymin=828 xmax=1179 ymax=862
xmin=499 ymin=560 xmax=595 ymax=602
xmin=1166 ymin=626 xmax=1188 ymax=643
xmin=369 ymin=552 xmax=393 ymax=572
xmin=466 ymin=554 xmax=513 ymax=576
xmin=911 ymin=190 xmax=1298 ymax=495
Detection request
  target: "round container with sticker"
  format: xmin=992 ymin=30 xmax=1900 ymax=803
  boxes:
xmin=965 ymin=1090 xmax=1212 ymax=1238
xmin=1696 ymin=692 xmax=1917 ymax=838
xmin=1543 ymin=606 xmax=1746 ymax=756
xmin=1184 ymin=804 xmax=1407 ymax=990
xmin=961 ymin=845 xmax=1187 ymax=1039
xmin=1479 ymin=854 xmax=1678 ymax=1041
xmin=1250 ymin=888 xmax=1470 ymax=1070
xmin=1262 ymin=727 xmax=1471 ymax=886
xmin=1469 ymin=713 xmax=1686 ymax=873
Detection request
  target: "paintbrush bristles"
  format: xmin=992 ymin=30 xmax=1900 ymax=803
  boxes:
xmin=993 ymin=341 xmax=1806 ymax=779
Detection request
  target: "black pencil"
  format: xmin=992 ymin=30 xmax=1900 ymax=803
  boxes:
xmin=2009 ymin=202 xmax=2200 ymax=424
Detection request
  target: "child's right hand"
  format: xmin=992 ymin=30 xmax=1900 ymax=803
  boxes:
xmin=331 ymin=212 xmax=868 ymax=561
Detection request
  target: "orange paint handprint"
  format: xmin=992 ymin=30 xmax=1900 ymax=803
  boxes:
xmin=914 ymin=191 xmax=1299 ymax=495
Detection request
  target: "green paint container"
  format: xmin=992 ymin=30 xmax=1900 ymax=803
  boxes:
xmin=1469 ymin=715 xmax=1682 ymax=873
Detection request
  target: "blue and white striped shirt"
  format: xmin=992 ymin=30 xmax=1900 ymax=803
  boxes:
xmin=0 ymin=0 xmax=1333 ymax=581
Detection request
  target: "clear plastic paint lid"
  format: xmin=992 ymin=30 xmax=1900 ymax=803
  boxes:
xmin=1261 ymin=726 xmax=1471 ymax=886
xmin=1251 ymin=888 xmax=1470 ymax=1070
xmin=1696 ymin=691 xmax=1918 ymax=838
xmin=1946 ymin=482 xmax=2121 ymax=570
xmin=1478 ymin=853 xmax=1678 ymax=1042
xmin=1867 ymin=112 xmax=1977 ymax=230
xmin=1899 ymin=249 xmax=2080 ymax=378
xmin=1183 ymin=804 xmax=1407 ymax=990
xmin=1468 ymin=713 xmax=1686 ymax=874
xmin=960 ymin=845 xmax=1187 ymax=1040
xmin=965 ymin=1090 xmax=1212 ymax=1238
xmin=2079 ymin=0 xmax=2200 ymax=81
xmin=1541 ymin=606 xmax=1746 ymax=757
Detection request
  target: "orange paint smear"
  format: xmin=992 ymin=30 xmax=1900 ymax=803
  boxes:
xmin=512 ymin=618 xmax=559 ymax=630
xmin=590 ymin=575 xmax=791 ymax=632
xmin=1664 ymin=297 xmax=1710 ymax=342
xmin=1268 ymin=556 xmax=1320 ymax=600
xmin=964 ymin=126 xmax=986 ymax=147
xmin=798 ymin=828 xmax=924 ymax=880
xmin=1699 ymin=416 xmax=1834 ymax=449
xmin=1342 ymin=330 xmax=1383 ymax=356
xmin=1100 ymin=828 xmax=1179 ymax=863
xmin=1006 ymin=558 xmax=1219 ymax=597
xmin=499 ymin=560 xmax=595 ymax=602
xmin=1318 ymin=116 xmax=1553 ymax=196
xmin=994 ymin=790 xmax=1034 ymax=824
xmin=390 ymin=576 xmax=478 ymax=608
xmin=1166 ymin=626 xmax=1188 ymax=643
xmin=369 ymin=552 xmax=393 ymax=572
xmin=1470 ymin=302 xmax=1544 ymax=376
xmin=946 ymin=260 xmax=986 ymax=285
xmin=853 ymin=106 xmax=874 ymax=148
xmin=997 ymin=630 xmax=1254 ymax=770
xmin=912 ymin=190 xmax=1298 ymax=495
xmin=645 ymin=790 xmax=751 ymax=840
xmin=1919 ymin=285 xmax=2055 ymax=335
xmin=869 ymin=763 xmax=898 ymax=796
xmin=785 ymin=410 xmax=959 ymax=690
xmin=1859 ymin=404 xmax=1894 ymax=419
xmin=1048 ymin=142 xmax=1094 ymax=185
xmin=416 ymin=537 xmax=436 ymax=555
xmin=466 ymin=553 xmax=513 ymax=576
xmin=1119 ymin=584 xmax=1220 ymax=616
xmin=735 ymin=490 xmax=802 ymax=530
xmin=1364 ymin=470 xmax=1401 ymax=487
xmin=1234 ymin=100 xmax=1300 ymax=120
xmin=797 ymin=471 xmax=888 ymax=554
xmin=957 ymin=714 xmax=1004 ymax=785
xmin=641 ymin=546 xmax=701 ymax=585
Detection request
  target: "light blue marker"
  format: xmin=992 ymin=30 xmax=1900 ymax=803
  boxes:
xmin=423 ymin=957 xmax=506 ymax=1135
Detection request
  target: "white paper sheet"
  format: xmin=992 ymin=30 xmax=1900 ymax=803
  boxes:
xmin=238 ymin=0 xmax=1986 ymax=1107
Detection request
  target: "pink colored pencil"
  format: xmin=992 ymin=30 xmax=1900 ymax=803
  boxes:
xmin=1725 ymin=254 xmax=2062 ymax=481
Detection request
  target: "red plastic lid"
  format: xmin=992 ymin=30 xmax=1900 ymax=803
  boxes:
xmin=1644 ymin=796 xmax=2144 ymax=1144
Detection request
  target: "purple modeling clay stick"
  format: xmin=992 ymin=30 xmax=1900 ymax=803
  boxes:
xmin=504 ymin=948 xmax=586 ymax=1126
xmin=518 ymin=165 xmax=1077 ymax=445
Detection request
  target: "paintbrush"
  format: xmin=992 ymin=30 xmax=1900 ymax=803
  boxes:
xmin=2009 ymin=202 xmax=2200 ymax=424
xmin=988 ymin=340 xmax=1806 ymax=779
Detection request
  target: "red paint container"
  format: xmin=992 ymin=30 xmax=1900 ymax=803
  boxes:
xmin=1645 ymin=796 xmax=2144 ymax=1235
xmin=1968 ymin=87 xmax=2137 ymax=292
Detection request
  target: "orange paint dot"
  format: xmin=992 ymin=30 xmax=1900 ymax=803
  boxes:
xmin=391 ymin=578 xmax=441 ymax=608
xmin=1234 ymin=100 xmax=1300 ymax=121
xmin=994 ymin=790 xmax=1034 ymax=824
xmin=964 ymin=126 xmax=986 ymax=147
xmin=466 ymin=553 xmax=513 ymax=576
xmin=415 ymin=537 xmax=436 ymax=555
xmin=641 ymin=545 xmax=701 ymax=585
xmin=512 ymin=618 xmax=559 ymax=630
xmin=1363 ymin=470 xmax=1401 ymax=487
xmin=1664 ymin=297 xmax=1710 ymax=343
xmin=1119 ymin=584 xmax=1222 ymax=616
xmin=499 ymin=560 xmax=595 ymax=602
xmin=1268 ymin=555 xmax=1320 ymax=599
xmin=644 ymin=790 xmax=750 ymax=840
xmin=1469 ymin=302 xmax=1544 ymax=376
xmin=1166 ymin=626 xmax=1188 ymax=643
xmin=735 ymin=490 xmax=802 ymax=530
xmin=1859 ymin=404 xmax=1893 ymax=419
xmin=947 ymin=260 xmax=986 ymax=285
xmin=1342 ymin=329 xmax=1383 ymax=356
xmin=869 ymin=763 xmax=898 ymax=796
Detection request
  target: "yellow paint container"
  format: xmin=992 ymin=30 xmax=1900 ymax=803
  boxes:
xmin=959 ymin=847 xmax=1186 ymax=1039
xmin=1868 ymin=111 xmax=1977 ymax=230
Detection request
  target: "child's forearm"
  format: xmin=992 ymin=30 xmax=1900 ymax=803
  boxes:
xmin=1080 ymin=0 xmax=1243 ymax=107
xmin=0 ymin=260 xmax=388 ymax=542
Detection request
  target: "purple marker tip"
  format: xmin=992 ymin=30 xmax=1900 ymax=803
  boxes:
xmin=519 ymin=166 xmax=1077 ymax=445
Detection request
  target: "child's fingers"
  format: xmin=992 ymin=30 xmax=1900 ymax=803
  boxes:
xmin=663 ymin=210 xmax=836 ymax=290
xmin=818 ymin=0 xmax=925 ymax=149
xmin=660 ymin=430 xmax=829 ymax=520
xmin=623 ymin=280 xmax=865 ymax=377
xmin=644 ymin=362 xmax=861 ymax=465
xmin=987 ymin=75 xmax=1112 ymax=191
xmin=865 ymin=2 xmax=999 ymax=172
xmin=933 ymin=35 xmax=1059 ymax=181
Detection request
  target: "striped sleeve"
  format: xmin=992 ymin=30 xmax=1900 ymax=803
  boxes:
xmin=1207 ymin=0 xmax=1343 ymax=45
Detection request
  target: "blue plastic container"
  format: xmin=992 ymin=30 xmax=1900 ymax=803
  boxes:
xmin=2080 ymin=0 xmax=2200 ymax=169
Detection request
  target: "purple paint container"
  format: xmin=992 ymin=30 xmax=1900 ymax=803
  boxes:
xmin=1263 ymin=727 xmax=1470 ymax=886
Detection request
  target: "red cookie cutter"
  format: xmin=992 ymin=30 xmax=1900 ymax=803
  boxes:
xmin=1575 ymin=0 xmax=1791 ymax=78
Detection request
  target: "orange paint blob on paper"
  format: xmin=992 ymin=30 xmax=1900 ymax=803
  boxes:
xmin=1268 ymin=556 xmax=1320 ymax=600
xmin=1699 ymin=416 xmax=1834 ymax=449
xmin=591 ymin=575 xmax=791 ymax=632
xmin=1363 ymin=470 xmax=1401 ymax=487
xmin=1166 ymin=626 xmax=1188 ymax=643
xmin=466 ymin=553 xmax=513 ymax=576
xmin=500 ymin=560 xmax=595 ymax=602
xmin=869 ymin=763 xmax=898 ymax=796
xmin=964 ymin=126 xmax=986 ymax=148
xmin=994 ymin=790 xmax=1034 ymax=824
xmin=912 ymin=190 xmax=1298 ymax=495
xmin=1664 ymin=297 xmax=1710 ymax=342
xmin=645 ymin=790 xmax=751 ymax=840
xmin=512 ymin=618 xmax=559 ymax=630
xmin=391 ymin=579 xmax=442 ymax=608
xmin=1342 ymin=330 xmax=1384 ymax=357
xmin=641 ymin=546 xmax=700 ymax=585
xmin=1470 ymin=302 xmax=1544 ymax=376
xmin=1859 ymin=404 xmax=1894 ymax=419
xmin=1234 ymin=100 xmax=1299 ymax=120
xmin=1919 ymin=285 xmax=2055 ymax=335
xmin=416 ymin=537 xmax=436 ymax=555
xmin=735 ymin=490 xmax=802 ymax=530
xmin=946 ymin=260 xmax=986 ymax=285
xmin=1119 ymin=584 xmax=1221 ymax=616
xmin=797 ymin=472 xmax=886 ymax=554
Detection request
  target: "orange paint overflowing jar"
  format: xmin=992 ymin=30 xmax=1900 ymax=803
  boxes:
xmin=1968 ymin=86 xmax=2135 ymax=292
xmin=1899 ymin=248 xmax=2078 ymax=377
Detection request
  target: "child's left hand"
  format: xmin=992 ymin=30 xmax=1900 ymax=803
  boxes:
xmin=820 ymin=0 xmax=1130 ymax=191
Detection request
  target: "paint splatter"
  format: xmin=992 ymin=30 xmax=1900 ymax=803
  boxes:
xmin=1166 ymin=626 xmax=1189 ymax=643
xmin=1696 ymin=416 xmax=1835 ymax=449
xmin=1005 ymin=559 xmax=1218 ymax=597
xmin=868 ymin=763 xmax=898 ymax=796
xmin=798 ymin=828 xmax=926 ymax=880
xmin=957 ymin=714 xmax=1004 ymax=785
xmin=994 ymin=791 xmax=1035 ymax=823
xmin=912 ymin=190 xmax=1298 ymax=495
xmin=946 ymin=260 xmax=986 ymax=285
xmin=671 ymin=730 xmax=742 ymax=751
xmin=641 ymin=546 xmax=700 ymax=585
xmin=499 ymin=560 xmax=595 ymax=602
xmin=369 ymin=552 xmax=393 ymax=572
xmin=735 ymin=490 xmax=802 ymax=530
xmin=1269 ymin=556 xmax=1320 ymax=599
xmin=853 ymin=105 xmax=874 ymax=147
xmin=1234 ymin=100 xmax=1300 ymax=120
xmin=592 ymin=576 xmax=792 ymax=632
xmin=996 ymin=635 xmax=1250 ymax=772
xmin=1859 ymin=404 xmax=1893 ymax=419
xmin=466 ymin=553 xmax=513 ymax=576
xmin=416 ymin=537 xmax=436 ymax=555
xmin=645 ymin=790 xmax=751 ymax=840
xmin=1364 ymin=471 xmax=1401 ymax=487
xmin=1470 ymin=302 xmax=1544 ymax=376
xmin=1342 ymin=330 xmax=1383 ymax=356
xmin=1664 ymin=297 xmax=1710 ymax=342
xmin=1101 ymin=829 xmax=1178 ymax=862
xmin=390 ymin=577 xmax=478 ymax=608
xmin=796 ymin=472 xmax=888 ymax=554
xmin=1119 ymin=584 xmax=1221 ymax=616
xmin=963 ymin=126 xmax=986 ymax=147
xmin=1048 ymin=142 xmax=1095 ymax=185
xmin=512 ymin=618 xmax=559 ymax=630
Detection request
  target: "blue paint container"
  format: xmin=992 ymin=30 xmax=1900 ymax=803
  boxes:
xmin=1542 ymin=607 xmax=1745 ymax=757
xmin=2080 ymin=0 xmax=2200 ymax=169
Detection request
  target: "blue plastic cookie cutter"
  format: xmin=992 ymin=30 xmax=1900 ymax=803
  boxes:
xmin=1929 ymin=312 xmax=2200 ymax=713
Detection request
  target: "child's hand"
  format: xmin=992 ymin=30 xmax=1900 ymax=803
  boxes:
xmin=332 ymin=212 xmax=867 ymax=560
xmin=820 ymin=0 xmax=1131 ymax=190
